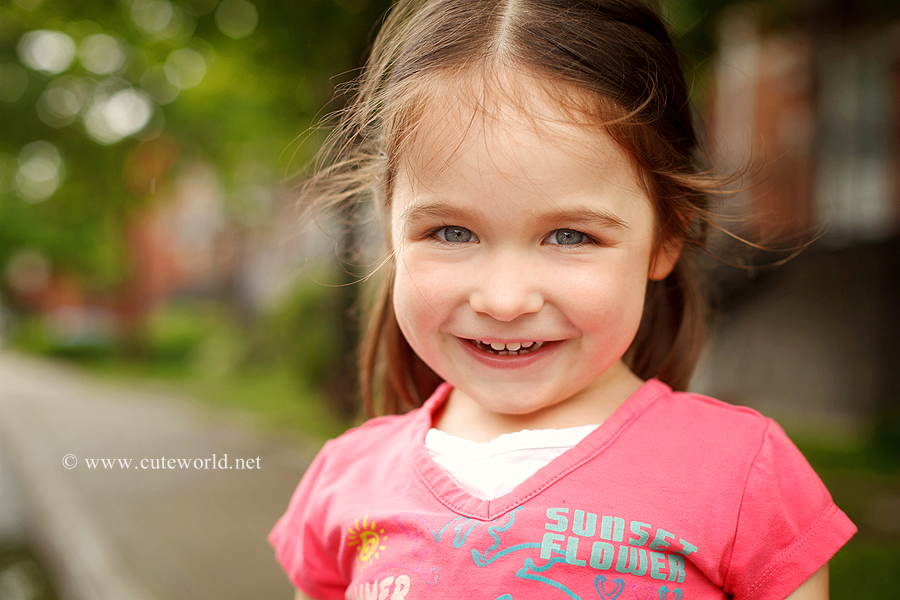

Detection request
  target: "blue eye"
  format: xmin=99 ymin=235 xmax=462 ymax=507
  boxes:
xmin=547 ymin=229 xmax=586 ymax=245
xmin=436 ymin=226 xmax=476 ymax=243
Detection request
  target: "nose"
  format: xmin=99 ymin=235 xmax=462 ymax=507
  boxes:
xmin=468 ymin=255 xmax=544 ymax=322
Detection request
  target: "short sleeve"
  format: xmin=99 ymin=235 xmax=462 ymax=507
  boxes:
xmin=723 ymin=420 xmax=856 ymax=600
xmin=269 ymin=442 xmax=346 ymax=600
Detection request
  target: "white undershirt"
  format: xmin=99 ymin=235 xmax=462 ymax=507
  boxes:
xmin=424 ymin=423 xmax=600 ymax=500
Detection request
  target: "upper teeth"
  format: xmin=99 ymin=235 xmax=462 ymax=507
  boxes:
xmin=482 ymin=340 xmax=541 ymax=353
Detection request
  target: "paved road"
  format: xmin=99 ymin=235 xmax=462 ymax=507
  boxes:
xmin=0 ymin=351 xmax=320 ymax=600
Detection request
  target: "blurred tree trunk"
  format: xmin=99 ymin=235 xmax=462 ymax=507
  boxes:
xmin=322 ymin=2 xmax=394 ymax=421
xmin=872 ymin=236 xmax=900 ymax=459
xmin=328 ymin=215 xmax=361 ymax=421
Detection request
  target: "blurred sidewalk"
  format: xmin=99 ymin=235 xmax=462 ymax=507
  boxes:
xmin=0 ymin=351 xmax=319 ymax=600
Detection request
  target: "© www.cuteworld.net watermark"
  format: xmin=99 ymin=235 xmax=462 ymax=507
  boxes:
xmin=62 ymin=454 xmax=260 ymax=470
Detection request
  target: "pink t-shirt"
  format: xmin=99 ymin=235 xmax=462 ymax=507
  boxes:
xmin=270 ymin=380 xmax=856 ymax=600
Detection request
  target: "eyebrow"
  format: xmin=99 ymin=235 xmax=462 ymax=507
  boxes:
xmin=400 ymin=202 xmax=473 ymax=225
xmin=400 ymin=201 xmax=630 ymax=230
xmin=537 ymin=207 xmax=630 ymax=230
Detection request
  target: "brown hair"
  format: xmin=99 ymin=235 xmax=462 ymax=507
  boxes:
xmin=301 ymin=0 xmax=720 ymax=416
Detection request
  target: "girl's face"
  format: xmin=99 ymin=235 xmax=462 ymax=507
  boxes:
xmin=390 ymin=83 xmax=678 ymax=434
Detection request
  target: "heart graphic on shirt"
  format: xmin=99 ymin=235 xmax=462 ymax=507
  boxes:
xmin=594 ymin=575 xmax=625 ymax=600
xmin=628 ymin=582 xmax=653 ymax=600
xmin=659 ymin=586 xmax=682 ymax=600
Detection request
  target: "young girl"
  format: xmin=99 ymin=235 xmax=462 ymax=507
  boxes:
xmin=270 ymin=0 xmax=856 ymax=598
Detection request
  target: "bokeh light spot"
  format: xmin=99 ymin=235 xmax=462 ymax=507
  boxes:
xmin=140 ymin=64 xmax=180 ymax=104
xmin=17 ymin=30 xmax=76 ymax=75
xmin=84 ymin=86 xmax=154 ymax=145
xmin=164 ymin=47 xmax=206 ymax=89
xmin=15 ymin=141 xmax=65 ymax=202
xmin=36 ymin=75 xmax=89 ymax=127
xmin=106 ymin=88 xmax=153 ymax=136
xmin=5 ymin=248 xmax=52 ymax=297
xmin=215 ymin=0 xmax=258 ymax=39
xmin=79 ymin=34 xmax=127 ymax=75
xmin=131 ymin=0 xmax=174 ymax=36
xmin=13 ymin=0 xmax=43 ymax=11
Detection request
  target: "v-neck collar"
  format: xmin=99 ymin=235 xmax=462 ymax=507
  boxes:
xmin=410 ymin=379 xmax=669 ymax=521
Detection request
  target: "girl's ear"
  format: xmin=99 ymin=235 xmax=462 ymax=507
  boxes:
xmin=648 ymin=238 xmax=682 ymax=281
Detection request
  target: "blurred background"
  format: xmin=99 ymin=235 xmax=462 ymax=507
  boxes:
xmin=0 ymin=0 xmax=898 ymax=598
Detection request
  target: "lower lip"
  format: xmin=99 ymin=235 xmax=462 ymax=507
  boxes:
xmin=457 ymin=338 xmax=560 ymax=370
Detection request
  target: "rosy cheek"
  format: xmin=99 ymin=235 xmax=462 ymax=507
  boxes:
xmin=393 ymin=266 xmax=437 ymax=329
xmin=392 ymin=275 xmax=417 ymax=326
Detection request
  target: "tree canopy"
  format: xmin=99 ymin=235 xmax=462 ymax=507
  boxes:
xmin=0 ymin=0 xmax=392 ymax=292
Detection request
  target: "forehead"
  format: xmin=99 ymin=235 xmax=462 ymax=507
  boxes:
xmin=392 ymin=72 xmax=645 ymax=209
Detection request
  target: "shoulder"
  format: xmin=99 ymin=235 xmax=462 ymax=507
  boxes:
xmin=636 ymin=381 xmax=791 ymax=464
xmin=320 ymin=409 xmax=423 ymax=463
xmin=647 ymin=381 xmax=772 ymax=431
xmin=321 ymin=383 xmax=450 ymax=460
xmin=654 ymin=382 xmax=767 ymax=420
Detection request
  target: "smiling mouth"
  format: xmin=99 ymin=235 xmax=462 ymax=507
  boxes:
xmin=468 ymin=339 xmax=546 ymax=356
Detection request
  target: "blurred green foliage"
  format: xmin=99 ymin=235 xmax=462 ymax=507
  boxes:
xmin=0 ymin=0 xmax=392 ymax=287
xmin=0 ymin=542 xmax=59 ymax=600
xmin=144 ymin=299 xmax=256 ymax=377
xmin=5 ymin=273 xmax=351 ymax=426
xmin=795 ymin=435 xmax=900 ymax=599
xmin=831 ymin=539 xmax=900 ymax=600
xmin=0 ymin=0 xmax=391 ymax=425
xmin=260 ymin=273 xmax=342 ymax=390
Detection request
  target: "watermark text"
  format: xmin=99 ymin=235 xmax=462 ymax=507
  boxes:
xmin=62 ymin=454 xmax=260 ymax=470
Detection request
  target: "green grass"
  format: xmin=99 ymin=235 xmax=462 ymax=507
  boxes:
xmin=179 ymin=365 xmax=351 ymax=440
xmin=792 ymin=434 xmax=900 ymax=599
xmin=0 ymin=542 xmax=60 ymax=600
xmin=75 ymin=356 xmax=351 ymax=443
xmin=831 ymin=538 xmax=900 ymax=599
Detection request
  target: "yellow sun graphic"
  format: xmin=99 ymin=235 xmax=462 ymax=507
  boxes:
xmin=347 ymin=515 xmax=388 ymax=567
